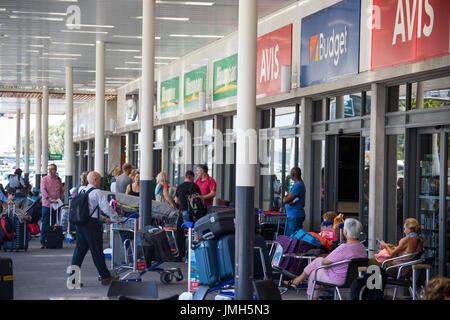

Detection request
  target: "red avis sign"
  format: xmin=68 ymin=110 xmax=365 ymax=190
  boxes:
xmin=371 ymin=0 xmax=450 ymax=70
xmin=257 ymin=24 xmax=293 ymax=98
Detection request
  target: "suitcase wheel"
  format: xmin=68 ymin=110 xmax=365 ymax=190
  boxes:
xmin=160 ymin=271 xmax=173 ymax=284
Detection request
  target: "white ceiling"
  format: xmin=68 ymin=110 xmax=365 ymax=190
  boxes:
xmin=0 ymin=0 xmax=297 ymax=91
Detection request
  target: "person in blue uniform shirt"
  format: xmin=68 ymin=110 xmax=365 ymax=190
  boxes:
xmin=282 ymin=167 xmax=306 ymax=236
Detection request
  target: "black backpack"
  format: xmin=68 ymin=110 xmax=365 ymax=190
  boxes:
xmin=186 ymin=183 xmax=207 ymax=221
xmin=69 ymin=188 xmax=99 ymax=226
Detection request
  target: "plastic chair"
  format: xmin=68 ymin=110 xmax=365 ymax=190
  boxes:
xmin=381 ymin=252 xmax=431 ymax=300
xmin=253 ymin=279 xmax=282 ymax=300
xmin=310 ymin=258 xmax=369 ymax=300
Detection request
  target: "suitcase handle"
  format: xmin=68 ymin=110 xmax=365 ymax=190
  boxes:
xmin=202 ymin=232 xmax=214 ymax=240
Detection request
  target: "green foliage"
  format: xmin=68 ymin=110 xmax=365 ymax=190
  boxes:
xmin=22 ymin=120 xmax=66 ymax=156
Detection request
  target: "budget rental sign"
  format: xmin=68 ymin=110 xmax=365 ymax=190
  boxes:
xmin=371 ymin=0 xmax=450 ymax=70
xmin=256 ymin=24 xmax=292 ymax=98
xmin=300 ymin=0 xmax=361 ymax=87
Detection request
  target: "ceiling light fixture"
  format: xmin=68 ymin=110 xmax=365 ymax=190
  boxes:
xmin=135 ymin=16 xmax=190 ymax=21
xmin=40 ymin=57 xmax=78 ymax=60
xmin=37 ymin=69 xmax=62 ymax=73
xmin=113 ymin=35 xmax=161 ymax=40
xmin=114 ymin=67 xmax=141 ymax=71
xmin=106 ymin=49 xmax=140 ymax=53
xmin=65 ymin=23 xmax=115 ymax=29
xmin=11 ymin=10 xmax=67 ymax=16
xmin=9 ymin=15 xmax=64 ymax=22
xmin=61 ymin=30 xmax=108 ymax=35
xmin=43 ymin=52 xmax=82 ymax=57
xmin=28 ymin=44 xmax=45 ymax=48
xmin=170 ymin=34 xmax=223 ymax=38
xmin=51 ymin=41 xmax=94 ymax=46
xmin=156 ymin=1 xmax=214 ymax=6
xmin=25 ymin=49 xmax=39 ymax=53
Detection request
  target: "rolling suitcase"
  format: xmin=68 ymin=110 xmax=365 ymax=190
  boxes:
xmin=0 ymin=256 xmax=13 ymax=300
xmin=217 ymin=234 xmax=235 ymax=281
xmin=193 ymin=209 xmax=235 ymax=241
xmin=43 ymin=207 xmax=64 ymax=249
xmin=3 ymin=204 xmax=30 ymax=252
xmin=193 ymin=240 xmax=219 ymax=286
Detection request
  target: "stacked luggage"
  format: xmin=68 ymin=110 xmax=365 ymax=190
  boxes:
xmin=1 ymin=204 xmax=31 ymax=252
xmin=193 ymin=209 xmax=272 ymax=287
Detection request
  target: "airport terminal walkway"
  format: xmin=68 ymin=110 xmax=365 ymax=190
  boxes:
xmin=1 ymin=235 xmax=306 ymax=300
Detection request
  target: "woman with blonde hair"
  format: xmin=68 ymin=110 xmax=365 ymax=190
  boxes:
xmin=126 ymin=169 xmax=140 ymax=197
xmin=154 ymin=171 xmax=176 ymax=207
xmin=110 ymin=167 xmax=123 ymax=192
xmin=369 ymin=218 xmax=425 ymax=274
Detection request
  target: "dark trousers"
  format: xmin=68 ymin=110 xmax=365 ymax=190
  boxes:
xmin=40 ymin=206 xmax=58 ymax=245
xmin=71 ymin=218 xmax=111 ymax=280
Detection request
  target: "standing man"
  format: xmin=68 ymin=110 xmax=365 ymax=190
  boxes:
xmin=115 ymin=163 xmax=134 ymax=194
xmin=195 ymin=164 xmax=216 ymax=207
xmin=282 ymin=167 xmax=306 ymax=236
xmin=175 ymin=170 xmax=203 ymax=223
xmin=71 ymin=171 xmax=120 ymax=285
xmin=40 ymin=164 xmax=64 ymax=249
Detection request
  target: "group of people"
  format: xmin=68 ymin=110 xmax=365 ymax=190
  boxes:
xmin=107 ymin=162 xmax=217 ymax=223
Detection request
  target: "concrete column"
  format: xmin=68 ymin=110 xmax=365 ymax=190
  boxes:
xmin=416 ymin=81 xmax=424 ymax=109
xmin=42 ymin=86 xmax=49 ymax=176
xmin=300 ymin=97 xmax=312 ymax=231
xmin=140 ymin=0 xmax=156 ymax=227
xmin=95 ymin=41 xmax=105 ymax=177
xmin=35 ymin=98 xmax=42 ymax=189
xmin=183 ymin=120 xmax=194 ymax=173
xmin=235 ymin=0 xmax=257 ymax=300
xmin=336 ymin=95 xmax=345 ymax=119
xmin=65 ymin=66 xmax=74 ymax=193
xmin=24 ymin=99 xmax=31 ymax=181
xmin=15 ymin=108 xmax=21 ymax=169
xmin=107 ymin=135 xmax=122 ymax=172
xmin=161 ymin=126 xmax=169 ymax=173
xmin=368 ymin=83 xmax=387 ymax=257
xmin=213 ymin=115 xmax=223 ymax=201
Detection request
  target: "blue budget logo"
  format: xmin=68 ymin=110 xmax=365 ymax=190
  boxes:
xmin=300 ymin=0 xmax=360 ymax=87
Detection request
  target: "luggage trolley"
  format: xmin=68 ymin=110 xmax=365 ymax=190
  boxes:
xmin=110 ymin=211 xmax=183 ymax=284
xmin=258 ymin=210 xmax=287 ymax=241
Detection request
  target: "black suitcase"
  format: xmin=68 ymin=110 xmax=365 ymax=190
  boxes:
xmin=43 ymin=207 xmax=63 ymax=249
xmin=0 ymin=256 xmax=13 ymax=300
xmin=139 ymin=227 xmax=172 ymax=266
xmin=2 ymin=205 xmax=30 ymax=252
xmin=43 ymin=225 xmax=64 ymax=249
xmin=193 ymin=209 xmax=235 ymax=241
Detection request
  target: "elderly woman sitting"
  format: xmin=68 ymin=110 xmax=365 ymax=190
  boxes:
xmin=284 ymin=218 xmax=367 ymax=299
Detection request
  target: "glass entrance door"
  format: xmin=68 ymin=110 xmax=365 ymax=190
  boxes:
xmin=417 ymin=128 xmax=449 ymax=276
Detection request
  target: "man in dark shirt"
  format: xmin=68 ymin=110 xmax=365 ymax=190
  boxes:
xmin=175 ymin=170 xmax=201 ymax=223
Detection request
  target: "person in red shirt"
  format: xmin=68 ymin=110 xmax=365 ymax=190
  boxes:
xmin=195 ymin=164 xmax=216 ymax=207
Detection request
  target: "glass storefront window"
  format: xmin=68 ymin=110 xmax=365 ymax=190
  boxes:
xmin=361 ymin=137 xmax=370 ymax=237
xmin=274 ymin=106 xmax=296 ymax=127
xmin=168 ymin=124 xmax=185 ymax=187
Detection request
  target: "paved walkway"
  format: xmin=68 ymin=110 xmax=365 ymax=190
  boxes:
xmin=1 ymin=235 xmax=307 ymax=300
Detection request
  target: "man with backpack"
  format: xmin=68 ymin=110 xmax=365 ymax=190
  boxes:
xmin=70 ymin=171 xmax=121 ymax=285
xmin=175 ymin=170 xmax=207 ymax=223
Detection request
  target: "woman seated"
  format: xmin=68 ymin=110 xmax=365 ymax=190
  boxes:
xmin=154 ymin=171 xmax=176 ymax=207
xmin=284 ymin=218 xmax=367 ymax=299
xmin=369 ymin=218 xmax=424 ymax=275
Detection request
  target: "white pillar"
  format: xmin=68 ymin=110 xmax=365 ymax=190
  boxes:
xmin=15 ymin=107 xmax=21 ymax=169
xmin=24 ymin=99 xmax=31 ymax=176
xmin=235 ymin=0 xmax=257 ymax=300
xmin=42 ymin=86 xmax=49 ymax=174
xmin=35 ymin=98 xmax=42 ymax=187
xmin=140 ymin=0 xmax=156 ymax=227
xmin=368 ymin=83 xmax=387 ymax=257
xmin=95 ymin=41 xmax=105 ymax=176
xmin=65 ymin=66 xmax=74 ymax=190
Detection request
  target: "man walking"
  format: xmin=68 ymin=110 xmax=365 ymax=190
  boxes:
xmin=282 ymin=167 xmax=306 ymax=236
xmin=71 ymin=171 xmax=120 ymax=285
xmin=115 ymin=163 xmax=134 ymax=194
xmin=40 ymin=164 xmax=64 ymax=249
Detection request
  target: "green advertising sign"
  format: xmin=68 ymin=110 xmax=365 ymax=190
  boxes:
xmin=49 ymin=154 xmax=63 ymax=161
xmin=160 ymin=76 xmax=180 ymax=115
xmin=213 ymin=54 xmax=238 ymax=102
xmin=184 ymin=66 xmax=207 ymax=110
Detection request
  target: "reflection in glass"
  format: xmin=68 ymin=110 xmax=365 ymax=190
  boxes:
xmin=417 ymin=133 xmax=440 ymax=273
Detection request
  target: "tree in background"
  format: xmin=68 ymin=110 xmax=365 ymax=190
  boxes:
xmin=21 ymin=120 xmax=65 ymax=156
